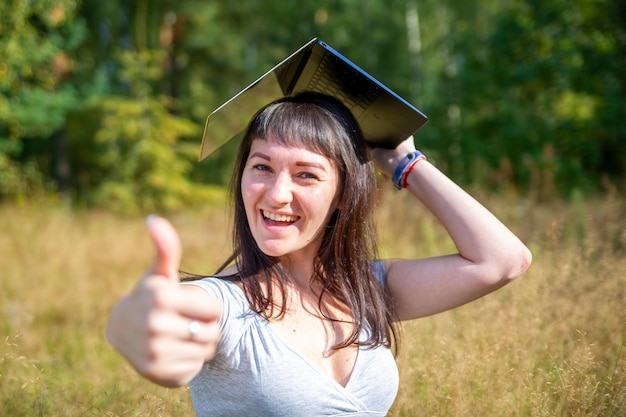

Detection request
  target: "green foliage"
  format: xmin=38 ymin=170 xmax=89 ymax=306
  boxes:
xmin=1 ymin=0 xmax=625 ymax=210
xmin=422 ymin=0 xmax=626 ymax=197
xmin=83 ymin=95 xmax=198 ymax=212
xmin=67 ymin=49 xmax=211 ymax=213
xmin=0 ymin=0 xmax=85 ymax=199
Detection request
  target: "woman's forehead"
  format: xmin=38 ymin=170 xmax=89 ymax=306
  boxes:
xmin=248 ymin=137 xmax=340 ymax=169
xmin=250 ymin=137 xmax=328 ymax=157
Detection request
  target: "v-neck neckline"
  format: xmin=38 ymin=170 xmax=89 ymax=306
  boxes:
xmin=264 ymin=317 xmax=361 ymax=389
xmin=221 ymin=278 xmax=362 ymax=389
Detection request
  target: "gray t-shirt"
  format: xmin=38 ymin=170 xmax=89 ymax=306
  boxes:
xmin=185 ymin=265 xmax=399 ymax=416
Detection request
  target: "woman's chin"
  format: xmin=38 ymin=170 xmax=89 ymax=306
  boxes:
xmin=256 ymin=243 xmax=289 ymax=258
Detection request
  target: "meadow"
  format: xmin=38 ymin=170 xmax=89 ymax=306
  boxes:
xmin=1 ymin=188 xmax=625 ymax=416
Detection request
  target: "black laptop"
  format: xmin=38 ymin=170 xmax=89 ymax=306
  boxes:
xmin=199 ymin=38 xmax=428 ymax=161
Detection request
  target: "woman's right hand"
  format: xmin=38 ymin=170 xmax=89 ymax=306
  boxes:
xmin=106 ymin=216 xmax=222 ymax=387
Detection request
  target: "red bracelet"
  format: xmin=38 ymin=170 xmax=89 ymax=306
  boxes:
xmin=392 ymin=150 xmax=427 ymax=189
xmin=401 ymin=156 xmax=425 ymax=189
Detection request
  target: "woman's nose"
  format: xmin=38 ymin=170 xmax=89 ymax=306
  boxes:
xmin=266 ymin=172 xmax=293 ymax=204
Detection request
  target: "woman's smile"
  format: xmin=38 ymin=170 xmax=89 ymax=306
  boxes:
xmin=262 ymin=209 xmax=300 ymax=226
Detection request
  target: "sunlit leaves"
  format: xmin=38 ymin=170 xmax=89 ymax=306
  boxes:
xmin=1 ymin=0 xmax=625 ymax=207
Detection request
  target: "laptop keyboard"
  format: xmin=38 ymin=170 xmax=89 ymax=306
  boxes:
xmin=309 ymin=53 xmax=382 ymax=111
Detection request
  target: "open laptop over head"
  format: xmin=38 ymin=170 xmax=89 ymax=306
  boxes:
xmin=199 ymin=37 xmax=428 ymax=161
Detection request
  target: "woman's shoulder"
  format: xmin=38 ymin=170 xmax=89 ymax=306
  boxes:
xmin=184 ymin=275 xmax=242 ymax=293
xmin=181 ymin=266 xmax=247 ymax=308
xmin=370 ymin=259 xmax=388 ymax=286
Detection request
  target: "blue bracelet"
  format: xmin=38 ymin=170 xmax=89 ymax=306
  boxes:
xmin=392 ymin=150 xmax=426 ymax=189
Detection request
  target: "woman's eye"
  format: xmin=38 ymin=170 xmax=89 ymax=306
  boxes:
xmin=253 ymin=164 xmax=271 ymax=172
xmin=298 ymin=172 xmax=319 ymax=180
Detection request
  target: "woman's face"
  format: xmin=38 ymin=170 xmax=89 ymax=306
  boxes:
xmin=241 ymin=137 xmax=341 ymax=263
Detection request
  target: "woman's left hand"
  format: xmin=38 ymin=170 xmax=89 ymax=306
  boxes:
xmin=369 ymin=136 xmax=417 ymax=176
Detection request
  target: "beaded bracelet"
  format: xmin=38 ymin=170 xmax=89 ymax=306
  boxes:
xmin=391 ymin=150 xmax=427 ymax=189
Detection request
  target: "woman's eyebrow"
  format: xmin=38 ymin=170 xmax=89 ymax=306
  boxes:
xmin=249 ymin=151 xmax=327 ymax=171
xmin=295 ymin=161 xmax=327 ymax=171
xmin=250 ymin=151 xmax=328 ymax=171
xmin=249 ymin=152 xmax=270 ymax=161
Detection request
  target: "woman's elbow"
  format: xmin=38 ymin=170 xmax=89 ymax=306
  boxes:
xmin=503 ymin=243 xmax=533 ymax=282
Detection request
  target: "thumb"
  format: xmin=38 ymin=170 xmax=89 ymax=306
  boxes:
xmin=146 ymin=215 xmax=182 ymax=282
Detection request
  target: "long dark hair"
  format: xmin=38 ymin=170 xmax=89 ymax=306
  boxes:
xmin=215 ymin=92 xmax=399 ymax=351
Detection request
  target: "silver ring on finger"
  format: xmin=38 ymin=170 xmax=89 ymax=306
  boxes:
xmin=188 ymin=320 xmax=201 ymax=341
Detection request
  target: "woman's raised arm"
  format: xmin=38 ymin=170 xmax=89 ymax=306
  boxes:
xmin=371 ymin=137 xmax=532 ymax=321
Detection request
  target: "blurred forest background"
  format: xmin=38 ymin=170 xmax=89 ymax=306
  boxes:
xmin=2 ymin=0 xmax=625 ymax=213
xmin=2 ymin=1 xmax=626 ymax=416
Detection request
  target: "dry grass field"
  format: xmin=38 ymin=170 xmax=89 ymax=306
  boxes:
xmin=1 ymin=189 xmax=625 ymax=416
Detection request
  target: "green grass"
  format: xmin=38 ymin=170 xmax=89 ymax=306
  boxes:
xmin=1 ymin=190 xmax=625 ymax=416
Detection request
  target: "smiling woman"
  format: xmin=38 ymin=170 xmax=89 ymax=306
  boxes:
xmin=105 ymin=92 xmax=531 ymax=417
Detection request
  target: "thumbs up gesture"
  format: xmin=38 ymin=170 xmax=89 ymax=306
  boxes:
xmin=106 ymin=216 xmax=222 ymax=387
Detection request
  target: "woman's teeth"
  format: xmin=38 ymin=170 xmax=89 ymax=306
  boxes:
xmin=263 ymin=211 xmax=298 ymax=223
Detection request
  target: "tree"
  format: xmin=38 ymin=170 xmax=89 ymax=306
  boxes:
xmin=2 ymin=0 xmax=625 ymax=209
xmin=0 ymin=0 xmax=86 ymax=199
xmin=417 ymin=0 xmax=626 ymax=196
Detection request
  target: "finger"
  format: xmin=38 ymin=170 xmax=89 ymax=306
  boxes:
xmin=146 ymin=215 xmax=182 ymax=282
xmin=148 ymin=310 xmax=220 ymax=343
xmin=141 ymin=337 xmax=215 ymax=385
xmin=174 ymin=285 xmax=224 ymax=322
xmin=182 ymin=319 xmax=221 ymax=345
